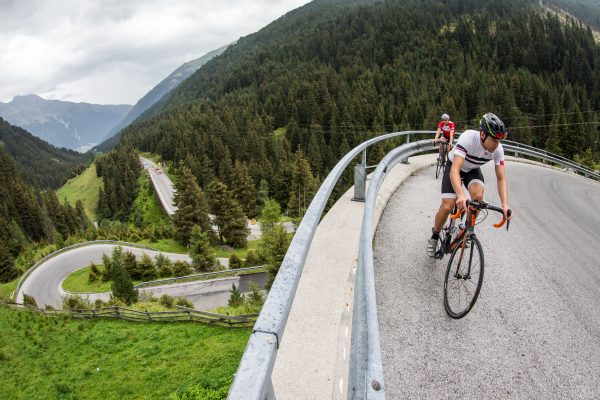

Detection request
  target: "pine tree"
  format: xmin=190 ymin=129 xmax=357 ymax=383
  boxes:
xmin=0 ymin=240 xmax=18 ymax=283
xmin=261 ymin=224 xmax=291 ymax=289
xmin=231 ymin=160 xmax=257 ymax=217
xmin=228 ymin=283 xmax=245 ymax=308
xmin=256 ymin=179 xmax=270 ymax=214
xmin=260 ymin=198 xmax=282 ymax=233
xmin=101 ymin=253 xmax=113 ymax=282
xmin=189 ymin=225 xmax=216 ymax=272
xmin=173 ymin=166 xmax=212 ymax=245
xmin=287 ymin=150 xmax=317 ymax=217
xmin=123 ymin=251 xmax=140 ymax=280
xmin=139 ymin=253 xmax=157 ymax=281
xmin=222 ymin=201 xmax=249 ymax=248
xmin=110 ymin=247 xmax=138 ymax=305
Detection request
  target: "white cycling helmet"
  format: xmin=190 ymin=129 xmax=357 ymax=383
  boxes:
xmin=441 ymin=113 xmax=450 ymax=121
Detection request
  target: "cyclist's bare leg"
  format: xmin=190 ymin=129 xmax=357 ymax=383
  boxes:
xmin=433 ymin=197 xmax=456 ymax=233
xmin=467 ymin=182 xmax=484 ymax=201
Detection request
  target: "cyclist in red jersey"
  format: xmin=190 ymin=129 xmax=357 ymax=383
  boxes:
xmin=434 ymin=113 xmax=455 ymax=161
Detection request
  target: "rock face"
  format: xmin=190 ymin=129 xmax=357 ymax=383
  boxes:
xmin=0 ymin=94 xmax=132 ymax=151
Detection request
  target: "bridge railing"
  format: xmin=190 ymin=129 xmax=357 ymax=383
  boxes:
xmin=227 ymin=131 xmax=436 ymax=400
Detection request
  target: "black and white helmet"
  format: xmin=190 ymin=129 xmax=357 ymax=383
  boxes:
xmin=441 ymin=113 xmax=450 ymax=121
xmin=480 ymin=112 xmax=507 ymax=140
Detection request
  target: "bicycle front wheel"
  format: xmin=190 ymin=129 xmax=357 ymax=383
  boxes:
xmin=435 ymin=154 xmax=443 ymax=179
xmin=443 ymin=235 xmax=484 ymax=319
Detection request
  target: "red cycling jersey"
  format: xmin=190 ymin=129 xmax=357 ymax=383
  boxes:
xmin=438 ymin=121 xmax=455 ymax=138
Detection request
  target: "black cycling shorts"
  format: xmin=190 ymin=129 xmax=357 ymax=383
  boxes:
xmin=441 ymin=161 xmax=485 ymax=198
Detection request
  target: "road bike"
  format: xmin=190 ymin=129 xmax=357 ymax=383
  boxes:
xmin=435 ymin=200 xmax=512 ymax=318
xmin=435 ymin=138 xmax=450 ymax=179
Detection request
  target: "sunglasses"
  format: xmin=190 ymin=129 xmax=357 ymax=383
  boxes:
xmin=492 ymin=131 xmax=507 ymax=140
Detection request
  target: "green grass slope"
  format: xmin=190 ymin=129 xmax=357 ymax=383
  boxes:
xmin=57 ymin=162 xmax=102 ymax=220
xmin=0 ymin=305 xmax=249 ymax=399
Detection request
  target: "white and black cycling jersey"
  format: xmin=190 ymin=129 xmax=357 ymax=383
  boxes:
xmin=448 ymin=129 xmax=505 ymax=172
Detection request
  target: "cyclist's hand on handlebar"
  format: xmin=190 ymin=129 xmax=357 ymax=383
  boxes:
xmin=456 ymin=193 xmax=468 ymax=211
xmin=503 ymin=205 xmax=512 ymax=221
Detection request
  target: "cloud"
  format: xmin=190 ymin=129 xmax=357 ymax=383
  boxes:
xmin=0 ymin=0 xmax=310 ymax=104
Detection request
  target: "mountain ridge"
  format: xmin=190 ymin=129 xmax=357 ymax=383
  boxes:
xmin=95 ymin=44 xmax=230 ymax=152
xmin=0 ymin=117 xmax=92 ymax=189
xmin=0 ymin=94 xmax=131 ymax=151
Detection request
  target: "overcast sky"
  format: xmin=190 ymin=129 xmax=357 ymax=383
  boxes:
xmin=0 ymin=0 xmax=311 ymax=105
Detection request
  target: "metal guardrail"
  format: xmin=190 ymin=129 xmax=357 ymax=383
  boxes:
xmin=135 ymin=266 xmax=265 ymax=288
xmin=11 ymin=240 xmax=159 ymax=301
xmin=349 ymin=139 xmax=436 ymax=399
xmin=502 ymin=140 xmax=600 ymax=181
xmin=227 ymin=130 xmax=436 ymax=400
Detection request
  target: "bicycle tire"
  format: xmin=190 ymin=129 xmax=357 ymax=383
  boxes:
xmin=435 ymin=146 xmax=445 ymax=179
xmin=443 ymin=235 xmax=484 ymax=319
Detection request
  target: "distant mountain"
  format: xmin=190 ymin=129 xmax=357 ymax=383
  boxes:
xmin=0 ymin=117 xmax=92 ymax=189
xmin=0 ymin=94 xmax=131 ymax=151
xmin=95 ymin=44 xmax=230 ymax=152
xmin=544 ymin=0 xmax=600 ymax=32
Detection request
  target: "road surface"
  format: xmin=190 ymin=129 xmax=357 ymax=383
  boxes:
xmin=374 ymin=161 xmax=600 ymax=399
xmin=16 ymin=244 xmax=253 ymax=310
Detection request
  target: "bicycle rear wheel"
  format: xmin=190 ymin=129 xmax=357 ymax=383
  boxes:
xmin=443 ymin=235 xmax=484 ymax=319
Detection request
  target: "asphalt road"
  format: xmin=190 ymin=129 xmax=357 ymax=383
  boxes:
xmin=374 ymin=161 xmax=600 ymax=399
xmin=141 ymin=157 xmax=178 ymax=216
xmin=16 ymin=244 xmax=190 ymax=308
xmin=15 ymin=244 xmax=247 ymax=310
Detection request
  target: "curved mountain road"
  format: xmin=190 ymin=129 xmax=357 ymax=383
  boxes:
xmin=374 ymin=161 xmax=600 ymax=399
xmin=141 ymin=157 xmax=177 ymax=216
xmin=15 ymin=244 xmax=261 ymax=310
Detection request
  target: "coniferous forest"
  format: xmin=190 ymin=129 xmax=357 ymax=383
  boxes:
xmin=0 ymin=147 xmax=88 ymax=282
xmin=115 ymin=0 xmax=599 ymax=215
xmin=0 ymin=118 xmax=91 ymax=189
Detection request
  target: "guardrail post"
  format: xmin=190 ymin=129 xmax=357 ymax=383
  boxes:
xmin=400 ymin=135 xmax=410 ymax=163
xmin=352 ymin=149 xmax=367 ymax=202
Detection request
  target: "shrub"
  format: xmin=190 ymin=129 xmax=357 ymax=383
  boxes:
xmin=23 ymin=294 xmax=38 ymax=308
xmin=173 ymin=261 xmax=192 ymax=277
xmin=247 ymin=283 xmax=264 ymax=307
xmin=62 ymin=295 xmax=92 ymax=310
xmin=158 ymin=264 xmax=173 ymax=278
xmin=175 ymin=297 xmax=194 ymax=309
xmin=244 ymin=250 xmax=262 ymax=267
xmin=159 ymin=294 xmax=175 ymax=308
xmin=88 ymin=271 xmax=98 ymax=283
xmin=229 ymin=254 xmax=243 ymax=269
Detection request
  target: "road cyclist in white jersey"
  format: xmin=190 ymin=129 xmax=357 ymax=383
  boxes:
xmin=427 ymin=112 xmax=513 ymax=257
